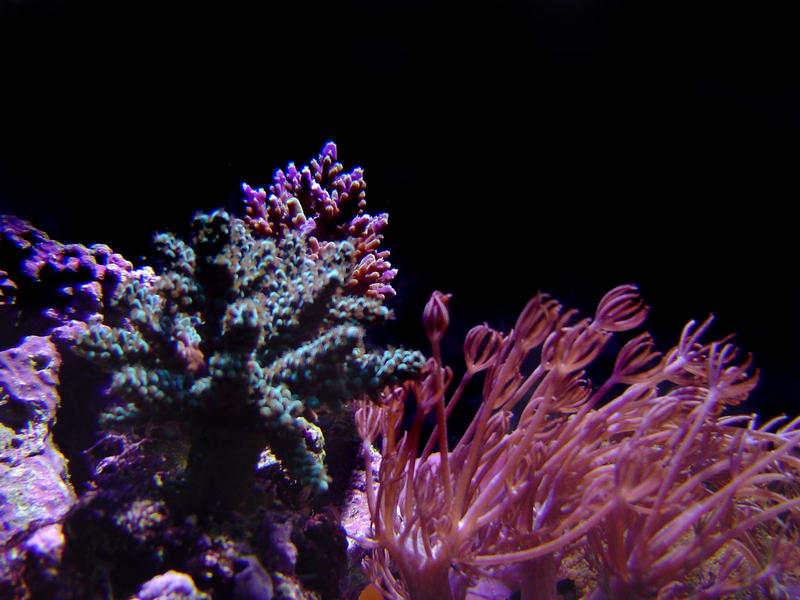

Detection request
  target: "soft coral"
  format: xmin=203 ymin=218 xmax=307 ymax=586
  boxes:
xmin=356 ymin=285 xmax=800 ymax=600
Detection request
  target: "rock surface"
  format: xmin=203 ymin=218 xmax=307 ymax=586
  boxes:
xmin=0 ymin=336 xmax=76 ymax=578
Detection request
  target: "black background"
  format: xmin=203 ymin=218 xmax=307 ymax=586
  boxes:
xmin=1 ymin=0 xmax=798 ymax=418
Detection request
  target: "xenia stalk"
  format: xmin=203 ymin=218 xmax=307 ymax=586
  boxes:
xmin=357 ymin=285 xmax=800 ymax=600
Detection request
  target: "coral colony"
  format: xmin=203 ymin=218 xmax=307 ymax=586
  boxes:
xmin=1 ymin=144 xmax=799 ymax=600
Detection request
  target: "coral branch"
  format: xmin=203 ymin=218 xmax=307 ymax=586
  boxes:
xmin=242 ymin=141 xmax=396 ymax=299
xmin=72 ymin=208 xmax=423 ymax=498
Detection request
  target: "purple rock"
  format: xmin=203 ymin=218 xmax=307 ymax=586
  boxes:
xmin=23 ymin=523 xmax=65 ymax=562
xmin=134 ymin=570 xmax=208 ymax=600
xmin=233 ymin=555 xmax=273 ymax=600
xmin=0 ymin=336 xmax=76 ymax=550
xmin=0 ymin=215 xmax=153 ymax=340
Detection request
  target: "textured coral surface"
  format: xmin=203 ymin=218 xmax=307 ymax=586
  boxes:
xmin=0 ymin=144 xmax=422 ymax=600
xmin=72 ymin=207 xmax=423 ymax=495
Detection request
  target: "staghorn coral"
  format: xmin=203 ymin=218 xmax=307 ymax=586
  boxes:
xmin=242 ymin=141 xmax=396 ymax=300
xmin=0 ymin=143 xmax=418 ymax=599
xmin=72 ymin=206 xmax=424 ymax=500
xmin=356 ymin=286 xmax=800 ymax=600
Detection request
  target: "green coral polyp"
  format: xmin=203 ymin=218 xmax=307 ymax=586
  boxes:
xmin=73 ymin=208 xmax=424 ymax=494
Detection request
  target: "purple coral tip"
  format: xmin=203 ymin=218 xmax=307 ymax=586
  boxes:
xmin=322 ymin=140 xmax=337 ymax=161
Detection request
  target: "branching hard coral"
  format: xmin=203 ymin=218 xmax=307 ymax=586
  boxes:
xmin=242 ymin=141 xmax=396 ymax=299
xmin=72 ymin=205 xmax=423 ymax=501
xmin=356 ymin=285 xmax=800 ymax=600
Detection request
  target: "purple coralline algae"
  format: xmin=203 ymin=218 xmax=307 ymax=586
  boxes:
xmin=132 ymin=570 xmax=209 ymax=600
xmin=0 ymin=336 xmax=76 ymax=581
xmin=0 ymin=214 xmax=155 ymax=346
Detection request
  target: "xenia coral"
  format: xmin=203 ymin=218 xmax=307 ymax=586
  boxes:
xmin=72 ymin=203 xmax=424 ymax=499
xmin=356 ymin=286 xmax=800 ymax=600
